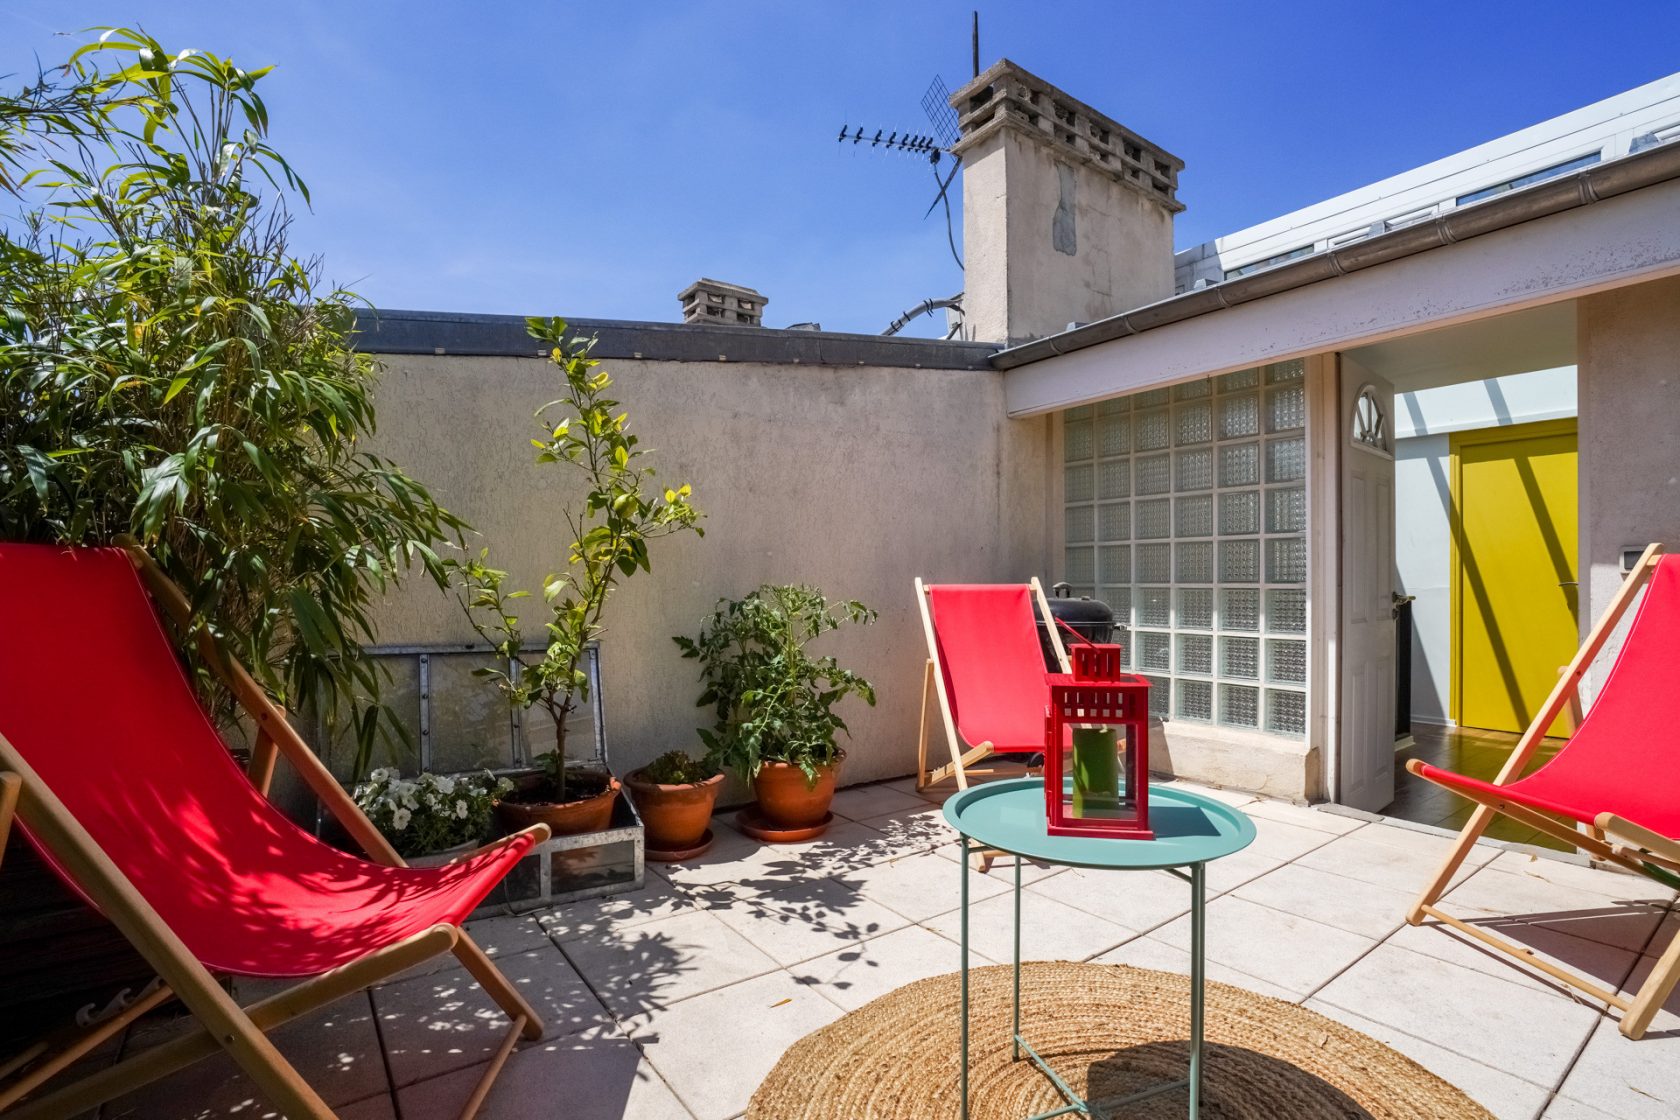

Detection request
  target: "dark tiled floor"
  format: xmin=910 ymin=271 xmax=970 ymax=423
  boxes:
xmin=1385 ymin=724 xmax=1571 ymax=851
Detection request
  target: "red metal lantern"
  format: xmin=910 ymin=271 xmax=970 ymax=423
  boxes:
xmin=1044 ymin=644 xmax=1152 ymax=839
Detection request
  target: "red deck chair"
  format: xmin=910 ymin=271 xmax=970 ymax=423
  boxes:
xmin=1405 ymin=543 xmax=1680 ymax=1039
xmin=0 ymin=541 xmax=549 ymax=1118
xmin=913 ymin=578 xmax=1070 ymax=792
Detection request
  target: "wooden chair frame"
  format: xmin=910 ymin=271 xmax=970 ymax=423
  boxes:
xmin=1405 ymin=542 xmax=1680 ymax=1039
xmin=0 ymin=538 xmax=549 ymax=1118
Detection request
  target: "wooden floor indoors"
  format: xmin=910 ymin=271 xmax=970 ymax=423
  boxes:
xmin=1387 ymin=725 xmax=1569 ymax=851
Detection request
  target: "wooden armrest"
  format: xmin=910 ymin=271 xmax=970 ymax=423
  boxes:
xmin=1595 ymin=812 xmax=1680 ymax=863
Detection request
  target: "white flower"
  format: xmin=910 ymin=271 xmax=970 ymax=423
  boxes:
xmin=433 ymin=776 xmax=456 ymax=796
xmin=369 ymin=768 xmax=392 ymax=783
xmin=455 ymin=800 xmax=469 ymax=819
xmin=391 ymin=807 xmax=412 ymax=832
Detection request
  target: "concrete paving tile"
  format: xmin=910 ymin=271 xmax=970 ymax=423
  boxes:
xmin=1314 ymin=942 xmax=1601 ymax=1085
xmin=1245 ymin=814 xmax=1344 ymax=861
xmin=653 ymin=817 xmax=898 ymax=889
xmin=1026 ymin=866 xmax=1194 ymax=933
xmin=856 ymin=803 xmax=961 ymax=851
xmin=688 ymin=873 xmax=910 ymax=966
xmin=1200 ymin=845 xmax=1288 ymax=895
xmin=538 ymin=872 xmax=696 ymax=942
xmin=398 ymin=1029 xmax=694 ymax=1120
xmin=1539 ymin=1096 xmax=1633 ymax=1120
xmin=373 ymin=945 xmax=612 ymax=1087
xmin=1445 ymin=860 xmax=1671 ymax=955
xmin=1552 ymin=1015 xmax=1680 ymax=1120
xmin=1162 ymin=780 xmax=1257 ymax=808
xmin=1231 ymin=862 xmax=1414 ymax=939
xmin=625 ymin=970 xmax=842 ymax=1120
xmin=1387 ymin=913 xmax=1640 ymax=1004
xmin=338 ymin=1096 xmax=399 ymax=1120
xmin=464 ymin=910 xmax=565 ymax=958
xmin=921 ymin=886 xmax=1134 ymax=965
xmin=790 ymin=924 xmax=970 ymax=1010
xmin=1091 ymin=935 xmax=1298 ymax=1002
xmin=830 ymin=782 xmax=929 ymax=821
xmin=1150 ymin=894 xmax=1378 ymax=997
xmin=104 ymin=995 xmax=388 ymax=1116
xmin=558 ymin=909 xmax=778 ymax=1019
xmin=847 ymin=847 xmax=1013 ymax=922
xmin=1242 ymin=797 xmax=1367 ymax=836
xmin=1296 ymin=821 xmax=1498 ymax=892
xmin=1303 ymin=1000 xmax=1552 ymax=1120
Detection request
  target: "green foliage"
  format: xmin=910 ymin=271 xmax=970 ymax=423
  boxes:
xmin=638 ymin=749 xmax=718 ymax=786
xmin=0 ymin=28 xmax=466 ymax=780
xmin=458 ymin=320 xmax=702 ymax=799
xmin=353 ymin=768 xmax=511 ymax=859
xmin=674 ymin=585 xmax=877 ymax=786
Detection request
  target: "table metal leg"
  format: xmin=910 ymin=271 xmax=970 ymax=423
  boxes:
xmin=1189 ymin=860 xmax=1205 ymax=1119
xmin=960 ymin=835 xmax=970 ymax=1120
xmin=1012 ymin=854 xmax=1022 ymax=1062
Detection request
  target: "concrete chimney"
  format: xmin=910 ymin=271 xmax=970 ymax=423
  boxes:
xmin=951 ymin=60 xmax=1184 ymax=345
xmin=678 ymin=278 xmax=768 ymax=327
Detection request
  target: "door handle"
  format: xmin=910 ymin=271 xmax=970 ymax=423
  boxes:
xmin=1559 ymin=581 xmax=1578 ymax=588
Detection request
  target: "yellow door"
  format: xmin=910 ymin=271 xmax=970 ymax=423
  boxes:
xmin=1453 ymin=419 xmax=1579 ymax=737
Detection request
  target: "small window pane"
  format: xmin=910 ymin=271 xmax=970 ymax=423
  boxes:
xmin=1142 ymin=674 xmax=1171 ymax=720
xmin=1266 ymin=384 xmax=1306 ymax=432
xmin=1267 ymin=538 xmax=1307 ymax=584
xmin=1266 ymin=437 xmax=1306 ymax=483
xmin=1098 ymin=545 xmax=1131 ymax=585
xmin=1136 ymin=543 xmax=1172 ymax=583
xmin=1099 ymin=396 xmax=1130 ymax=415
xmin=1267 ymin=689 xmax=1307 ymax=735
xmin=1175 ymin=379 xmax=1212 ymax=400
xmin=1098 ymin=501 xmax=1130 ymax=541
xmin=1222 ymin=636 xmax=1260 ymax=679
xmin=1218 ymin=392 xmax=1260 ymax=439
xmin=1267 ymin=589 xmax=1307 ymax=632
xmin=1135 ymin=387 xmax=1172 ymax=409
xmin=1136 ymin=454 xmax=1171 ymax=495
xmin=1066 ymin=464 xmax=1093 ymax=503
xmin=1268 ymin=639 xmax=1308 ymax=684
xmin=1219 ymin=539 xmax=1260 ymax=583
xmin=1138 ymin=587 xmax=1172 ymax=628
xmin=1221 ymin=683 xmax=1260 ymax=727
xmin=1065 ymin=419 xmax=1094 ymax=461
xmin=1265 ymin=359 xmax=1305 ymax=384
xmin=1177 ymin=679 xmax=1213 ymax=722
xmin=1222 ymin=588 xmax=1260 ymax=631
xmin=1266 ymin=487 xmax=1306 ymax=533
xmin=1098 ymin=413 xmax=1131 ymax=457
xmin=1220 ymin=443 xmax=1260 ymax=487
xmin=1136 ymin=410 xmax=1170 ymax=451
xmin=1066 ymin=404 xmax=1094 ymax=420
xmin=1218 ymin=491 xmax=1260 ymax=536
xmin=1102 ymin=587 xmax=1132 ymax=630
xmin=1065 ymin=504 xmax=1094 ymax=544
xmin=1135 ymin=499 xmax=1171 ymax=539
xmin=1178 ymin=588 xmax=1213 ymax=629
xmin=1175 ymin=495 xmax=1214 ymax=537
xmin=1098 ymin=460 xmax=1130 ymax=500
xmin=1063 ymin=547 xmax=1094 ymax=586
xmin=1138 ymin=633 xmax=1172 ymax=673
xmin=1217 ymin=367 xmax=1260 ymax=393
xmin=1176 ymin=541 xmax=1214 ymax=583
xmin=1175 ymin=401 xmax=1212 ymax=446
xmin=1178 ymin=633 xmax=1214 ymax=675
xmin=1175 ymin=448 xmax=1214 ymax=491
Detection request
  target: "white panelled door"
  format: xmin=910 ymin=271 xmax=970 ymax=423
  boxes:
xmin=1338 ymin=357 xmax=1398 ymax=811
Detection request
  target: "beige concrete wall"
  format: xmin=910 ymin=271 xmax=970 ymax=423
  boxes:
xmin=962 ymin=127 xmax=1176 ymax=346
xmin=1577 ymin=275 xmax=1680 ymax=692
xmin=359 ymin=352 xmax=1054 ymax=797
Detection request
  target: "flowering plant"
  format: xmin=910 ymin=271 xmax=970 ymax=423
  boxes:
xmin=354 ymin=769 xmax=512 ymax=858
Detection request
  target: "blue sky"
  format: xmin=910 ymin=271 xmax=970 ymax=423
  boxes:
xmin=3 ymin=3 xmax=1675 ymax=336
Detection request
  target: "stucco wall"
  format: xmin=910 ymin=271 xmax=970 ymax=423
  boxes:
xmin=1577 ymin=275 xmax=1680 ymax=694
xmin=355 ymin=351 xmax=1053 ymax=797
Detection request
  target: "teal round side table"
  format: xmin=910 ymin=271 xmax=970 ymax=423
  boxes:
xmin=943 ymin=778 xmax=1256 ymax=1120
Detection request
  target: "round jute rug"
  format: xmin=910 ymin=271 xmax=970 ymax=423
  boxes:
xmin=748 ymin=963 xmax=1490 ymax=1120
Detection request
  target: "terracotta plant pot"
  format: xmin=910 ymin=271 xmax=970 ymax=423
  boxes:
xmin=752 ymin=753 xmax=843 ymax=829
xmin=624 ymin=769 xmax=724 ymax=852
xmin=496 ymin=770 xmax=620 ymax=837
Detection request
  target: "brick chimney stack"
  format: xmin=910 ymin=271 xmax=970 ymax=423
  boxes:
xmin=678 ymin=279 xmax=768 ymax=327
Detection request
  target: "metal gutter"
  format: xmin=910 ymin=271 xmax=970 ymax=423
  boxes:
xmin=352 ymin=309 xmax=997 ymax=371
xmin=992 ymin=140 xmax=1680 ymax=371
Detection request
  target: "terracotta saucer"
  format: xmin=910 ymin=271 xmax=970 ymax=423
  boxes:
xmin=735 ymin=807 xmax=833 ymax=843
xmin=645 ymin=828 xmax=715 ymax=863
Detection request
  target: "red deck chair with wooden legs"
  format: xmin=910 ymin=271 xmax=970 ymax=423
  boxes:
xmin=0 ymin=541 xmax=549 ymax=1118
xmin=1405 ymin=543 xmax=1680 ymax=1039
xmin=914 ymin=578 xmax=1071 ymax=795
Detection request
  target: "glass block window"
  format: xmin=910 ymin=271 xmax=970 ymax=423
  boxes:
xmin=1062 ymin=369 xmax=1310 ymax=737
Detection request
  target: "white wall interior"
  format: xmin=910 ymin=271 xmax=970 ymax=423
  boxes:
xmin=1392 ymin=366 xmax=1578 ymax=725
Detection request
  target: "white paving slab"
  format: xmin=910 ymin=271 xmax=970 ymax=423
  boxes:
xmin=1026 ymin=865 xmax=1195 ymax=933
xmin=830 ymin=782 xmax=929 ymax=821
xmin=921 ymin=885 xmax=1134 ymax=965
xmin=557 ymin=908 xmax=779 ymax=1019
xmin=1231 ymin=861 xmax=1415 ymax=940
xmin=688 ymin=873 xmax=911 ymax=967
xmin=790 ymin=923 xmax=970 ymax=1010
xmin=1150 ymin=894 xmax=1378 ymax=997
xmin=847 ymin=846 xmax=1015 ymax=922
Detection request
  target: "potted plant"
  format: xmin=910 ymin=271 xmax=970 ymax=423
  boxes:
xmin=674 ymin=585 xmax=876 ymax=840
xmin=353 ymin=769 xmax=512 ymax=864
xmin=457 ymin=319 xmax=701 ymax=837
xmin=623 ymin=750 xmax=725 ymax=859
